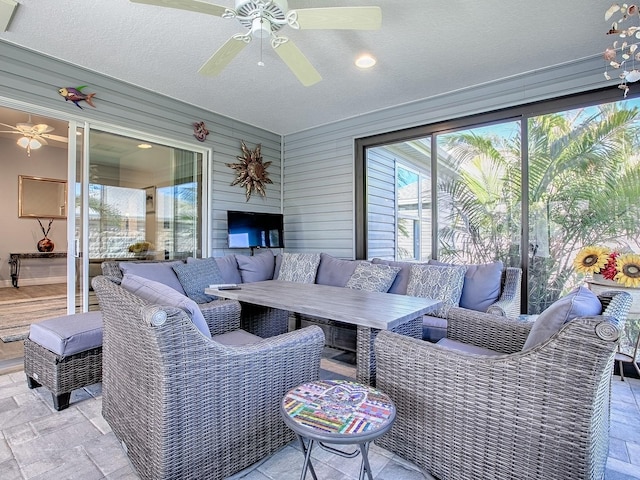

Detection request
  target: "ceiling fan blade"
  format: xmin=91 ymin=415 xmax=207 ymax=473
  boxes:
xmin=273 ymin=38 xmax=322 ymax=87
xmin=0 ymin=130 xmax=20 ymax=134
xmin=130 ymin=0 xmax=229 ymax=17
xmin=199 ymin=35 xmax=250 ymax=76
xmin=42 ymin=134 xmax=68 ymax=143
xmin=36 ymin=137 xmax=49 ymax=146
xmin=0 ymin=122 xmax=18 ymax=131
xmin=33 ymin=124 xmax=54 ymax=134
xmin=291 ymin=7 xmax=382 ymax=30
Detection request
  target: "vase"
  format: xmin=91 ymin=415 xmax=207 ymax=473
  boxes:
xmin=37 ymin=237 xmax=54 ymax=252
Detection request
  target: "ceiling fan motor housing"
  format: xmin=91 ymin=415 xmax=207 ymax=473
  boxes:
xmin=235 ymin=0 xmax=288 ymax=35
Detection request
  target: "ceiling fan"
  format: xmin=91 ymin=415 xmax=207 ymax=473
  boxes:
xmin=131 ymin=0 xmax=382 ymax=86
xmin=0 ymin=115 xmax=68 ymax=155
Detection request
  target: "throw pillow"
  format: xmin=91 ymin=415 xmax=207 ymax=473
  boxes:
xmin=406 ymin=264 xmax=467 ymax=317
xmin=189 ymin=255 xmax=242 ymax=284
xmin=345 ymin=262 xmax=401 ymax=292
xmin=173 ymin=258 xmax=225 ymax=304
xmin=121 ymin=273 xmax=211 ymax=339
xmin=429 ymin=260 xmax=503 ymax=312
xmin=277 ymin=252 xmax=321 ymax=283
xmin=371 ymin=258 xmax=422 ymax=295
xmin=235 ymin=250 xmax=276 ymax=283
xmin=316 ymin=253 xmax=362 ymax=287
xmin=119 ymin=260 xmax=186 ymax=294
xmin=522 ymin=286 xmax=601 ymax=350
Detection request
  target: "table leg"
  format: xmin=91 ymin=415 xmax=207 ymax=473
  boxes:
xmin=358 ymin=442 xmax=374 ymax=480
xmin=296 ymin=435 xmax=318 ymax=480
xmin=356 ymin=315 xmax=422 ymax=386
xmin=9 ymin=255 xmax=20 ymax=288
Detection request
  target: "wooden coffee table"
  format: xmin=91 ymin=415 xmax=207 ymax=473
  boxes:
xmin=206 ymin=280 xmax=440 ymax=385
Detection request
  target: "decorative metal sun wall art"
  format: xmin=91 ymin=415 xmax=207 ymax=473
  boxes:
xmin=226 ymin=141 xmax=273 ymax=201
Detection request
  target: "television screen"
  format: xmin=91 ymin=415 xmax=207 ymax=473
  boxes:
xmin=227 ymin=211 xmax=284 ymax=249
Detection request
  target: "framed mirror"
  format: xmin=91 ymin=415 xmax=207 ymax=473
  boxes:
xmin=18 ymin=175 xmax=67 ymax=219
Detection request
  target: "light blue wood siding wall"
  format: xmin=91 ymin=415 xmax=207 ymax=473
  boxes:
xmin=282 ymin=55 xmax=608 ymax=259
xmin=0 ymin=41 xmax=282 ymax=257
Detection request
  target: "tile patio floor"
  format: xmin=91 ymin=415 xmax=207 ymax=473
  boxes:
xmin=0 ymin=360 xmax=639 ymax=479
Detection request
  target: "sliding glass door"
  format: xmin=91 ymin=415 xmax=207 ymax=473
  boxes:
xmin=71 ymin=128 xmax=207 ymax=312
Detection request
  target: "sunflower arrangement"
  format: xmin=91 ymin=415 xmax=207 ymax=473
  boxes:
xmin=574 ymin=245 xmax=640 ymax=288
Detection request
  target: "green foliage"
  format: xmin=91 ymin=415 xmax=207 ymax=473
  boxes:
xmin=438 ymin=102 xmax=640 ymax=313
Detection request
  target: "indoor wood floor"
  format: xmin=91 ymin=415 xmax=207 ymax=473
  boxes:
xmin=0 ymin=283 xmax=66 ymax=301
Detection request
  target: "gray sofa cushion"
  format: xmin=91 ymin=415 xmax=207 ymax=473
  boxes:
xmin=212 ymin=329 xmax=262 ymax=346
xmin=173 ymin=257 xmax=225 ymax=303
xmin=436 ymin=338 xmax=503 ymax=356
xmin=371 ymin=258 xmax=421 ymax=295
xmin=422 ymin=314 xmax=447 ymax=343
xmin=407 ymin=264 xmax=467 ymax=317
xmin=316 ymin=253 xmax=361 ymax=287
xmin=28 ymin=311 xmax=103 ymax=357
xmin=522 ymin=286 xmax=601 ymax=350
xmin=345 ymin=262 xmax=400 ymax=292
xmin=121 ymin=273 xmax=211 ymax=339
xmin=192 ymin=255 xmax=242 ymax=285
xmin=236 ymin=250 xmax=276 ymax=283
xmin=277 ymin=252 xmax=321 ymax=283
xmin=119 ymin=260 xmax=186 ymax=294
xmin=429 ymin=260 xmax=503 ymax=312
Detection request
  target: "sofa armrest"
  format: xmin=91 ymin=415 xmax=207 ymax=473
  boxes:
xmin=447 ymin=306 xmax=532 ymax=353
xmin=199 ymin=299 xmax=242 ymax=336
xmin=486 ymin=266 xmax=522 ymax=317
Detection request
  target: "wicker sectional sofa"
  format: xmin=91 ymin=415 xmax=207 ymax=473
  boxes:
xmin=101 ymin=250 xmax=522 ymax=351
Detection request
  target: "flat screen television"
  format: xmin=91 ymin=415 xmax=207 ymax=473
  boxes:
xmin=227 ymin=210 xmax=284 ymax=249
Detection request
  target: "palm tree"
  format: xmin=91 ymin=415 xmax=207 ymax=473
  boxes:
xmin=438 ymin=102 xmax=640 ymax=313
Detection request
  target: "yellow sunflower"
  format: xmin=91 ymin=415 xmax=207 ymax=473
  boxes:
xmin=614 ymin=253 xmax=640 ymax=288
xmin=573 ymin=246 xmax=610 ymax=275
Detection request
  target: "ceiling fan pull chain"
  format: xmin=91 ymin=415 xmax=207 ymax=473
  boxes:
xmin=258 ymin=20 xmax=265 ymax=67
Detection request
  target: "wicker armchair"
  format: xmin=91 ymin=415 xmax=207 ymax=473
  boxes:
xmin=374 ymin=291 xmax=632 ymax=480
xmin=91 ymin=275 xmax=325 ymax=480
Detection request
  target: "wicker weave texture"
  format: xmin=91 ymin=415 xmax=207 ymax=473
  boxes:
xmin=356 ymin=315 xmax=422 ymax=386
xmin=92 ymin=275 xmax=325 ymax=480
xmin=486 ymin=266 xmax=522 ymax=317
xmin=23 ymin=338 xmax=103 ymax=395
xmin=240 ymin=302 xmax=289 ymax=338
xmin=374 ymin=292 xmax=632 ymax=480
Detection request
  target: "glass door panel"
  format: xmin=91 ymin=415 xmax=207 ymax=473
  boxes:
xmin=86 ymin=131 xmax=203 ymax=286
xmin=436 ymin=122 xmax=521 ymax=267
xmin=366 ymin=137 xmax=432 ymax=261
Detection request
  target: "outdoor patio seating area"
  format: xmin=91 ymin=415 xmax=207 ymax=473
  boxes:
xmin=1 ymin=360 xmax=639 ymax=479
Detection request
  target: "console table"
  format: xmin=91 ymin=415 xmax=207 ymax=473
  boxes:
xmin=8 ymin=252 xmax=67 ymax=288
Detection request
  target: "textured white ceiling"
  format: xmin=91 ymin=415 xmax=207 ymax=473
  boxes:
xmin=0 ymin=0 xmax=608 ymax=135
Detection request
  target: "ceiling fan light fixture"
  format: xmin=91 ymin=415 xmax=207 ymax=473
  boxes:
xmin=355 ymin=54 xmax=377 ymax=69
xmin=251 ymin=17 xmax=271 ymax=38
xmin=17 ymin=136 xmax=41 ymax=149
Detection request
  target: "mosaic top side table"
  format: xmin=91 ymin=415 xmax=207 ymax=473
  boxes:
xmin=280 ymin=379 xmax=396 ymax=480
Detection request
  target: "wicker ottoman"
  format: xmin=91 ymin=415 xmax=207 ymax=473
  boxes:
xmin=24 ymin=311 xmax=103 ymax=411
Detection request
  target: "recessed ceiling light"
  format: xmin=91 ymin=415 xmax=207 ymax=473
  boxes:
xmin=355 ymin=54 xmax=377 ymax=69
xmin=137 ymin=143 xmax=152 ymax=149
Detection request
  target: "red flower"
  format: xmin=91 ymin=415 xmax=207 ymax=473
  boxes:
xmin=601 ymin=252 xmax=620 ymax=280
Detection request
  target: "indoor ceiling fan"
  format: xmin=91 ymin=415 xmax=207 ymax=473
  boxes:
xmin=0 ymin=115 xmax=68 ymax=156
xmin=131 ymin=0 xmax=382 ymax=86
